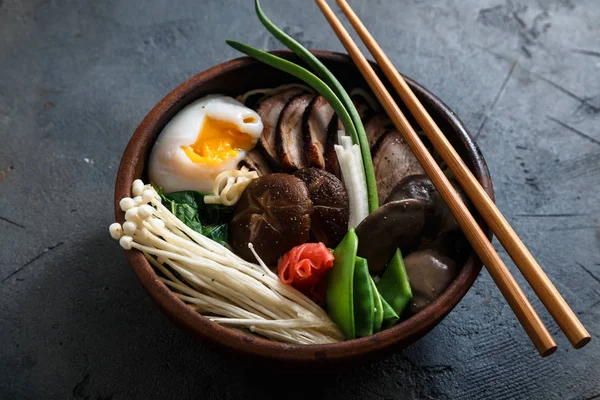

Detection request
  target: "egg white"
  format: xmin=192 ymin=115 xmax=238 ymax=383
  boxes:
xmin=148 ymin=95 xmax=263 ymax=193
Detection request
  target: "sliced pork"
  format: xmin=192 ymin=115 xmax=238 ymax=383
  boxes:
xmin=324 ymin=116 xmax=342 ymax=179
xmin=372 ymin=129 xmax=424 ymax=204
xmin=324 ymin=96 xmax=373 ymax=179
xmin=350 ymin=94 xmax=374 ymax=122
xmin=276 ymin=93 xmax=315 ymax=171
xmin=255 ymin=88 xmax=305 ymax=168
xmin=303 ymin=95 xmax=335 ymax=169
xmin=239 ymin=148 xmax=272 ymax=176
xmin=364 ymin=113 xmax=393 ymax=149
xmin=330 ymin=95 xmax=373 ymax=133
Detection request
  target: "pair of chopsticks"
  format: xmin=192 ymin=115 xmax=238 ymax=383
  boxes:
xmin=315 ymin=0 xmax=591 ymax=356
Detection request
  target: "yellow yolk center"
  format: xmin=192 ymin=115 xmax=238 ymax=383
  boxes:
xmin=182 ymin=117 xmax=254 ymax=165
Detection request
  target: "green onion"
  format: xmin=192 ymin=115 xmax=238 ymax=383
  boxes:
xmin=254 ymin=0 xmax=378 ymax=212
xmin=226 ymin=40 xmax=358 ymax=158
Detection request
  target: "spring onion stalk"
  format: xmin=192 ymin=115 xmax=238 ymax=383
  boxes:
xmin=334 ymin=143 xmax=368 ymax=227
xmin=110 ymin=180 xmax=343 ymax=344
xmin=334 ymin=131 xmax=368 ymax=225
xmin=227 ymin=40 xmax=357 ymax=142
xmin=351 ymin=144 xmax=368 ymax=215
xmin=254 ymin=0 xmax=378 ymax=212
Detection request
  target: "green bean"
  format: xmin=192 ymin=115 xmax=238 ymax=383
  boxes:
xmin=377 ymin=249 xmax=412 ymax=317
xmin=354 ymin=257 xmax=374 ymax=337
xmin=326 ymin=228 xmax=358 ymax=339
xmin=370 ymin=276 xmax=384 ymax=333
xmin=252 ymin=0 xmax=379 ymax=212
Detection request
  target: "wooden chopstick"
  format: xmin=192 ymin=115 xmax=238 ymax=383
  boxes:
xmin=315 ymin=0 xmax=559 ymax=356
xmin=332 ymin=0 xmax=591 ymax=350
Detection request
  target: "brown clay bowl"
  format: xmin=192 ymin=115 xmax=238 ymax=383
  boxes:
xmin=114 ymin=50 xmax=494 ymax=367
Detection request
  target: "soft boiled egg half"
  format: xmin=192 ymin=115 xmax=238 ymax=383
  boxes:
xmin=149 ymin=95 xmax=263 ymax=193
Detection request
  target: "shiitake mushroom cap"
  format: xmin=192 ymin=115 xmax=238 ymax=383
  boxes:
xmin=404 ymin=249 xmax=458 ymax=314
xmin=355 ymin=199 xmax=425 ymax=274
xmin=230 ymin=173 xmax=313 ymax=266
xmin=294 ymin=168 xmax=349 ymax=248
xmin=385 ymin=174 xmax=470 ymax=238
xmin=417 ymin=230 xmax=470 ymax=265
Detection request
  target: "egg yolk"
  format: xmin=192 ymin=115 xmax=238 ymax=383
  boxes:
xmin=182 ymin=117 xmax=255 ymax=165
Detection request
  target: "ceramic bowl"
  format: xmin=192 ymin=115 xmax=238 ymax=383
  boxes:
xmin=114 ymin=50 xmax=494 ymax=367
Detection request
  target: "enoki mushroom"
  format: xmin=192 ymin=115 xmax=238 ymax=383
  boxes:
xmin=109 ymin=180 xmax=343 ymax=344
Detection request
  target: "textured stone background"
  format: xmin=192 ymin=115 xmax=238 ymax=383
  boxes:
xmin=1 ymin=0 xmax=599 ymax=399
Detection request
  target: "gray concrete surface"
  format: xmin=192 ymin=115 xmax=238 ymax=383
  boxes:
xmin=1 ymin=0 xmax=599 ymax=399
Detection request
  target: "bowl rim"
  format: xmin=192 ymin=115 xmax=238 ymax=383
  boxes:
xmin=114 ymin=50 xmax=494 ymax=364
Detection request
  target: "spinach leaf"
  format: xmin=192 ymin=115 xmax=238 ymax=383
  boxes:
xmin=202 ymin=223 xmax=229 ymax=246
xmin=155 ymin=187 xmax=233 ymax=246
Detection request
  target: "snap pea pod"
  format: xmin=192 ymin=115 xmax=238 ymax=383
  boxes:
xmin=370 ymin=276 xmax=384 ymax=333
xmin=377 ymin=249 xmax=413 ymax=317
xmin=354 ymin=257 xmax=374 ymax=338
xmin=326 ymin=229 xmax=358 ymax=339
xmin=253 ymin=0 xmax=379 ymax=212
xmin=380 ymin=296 xmax=400 ymax=329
